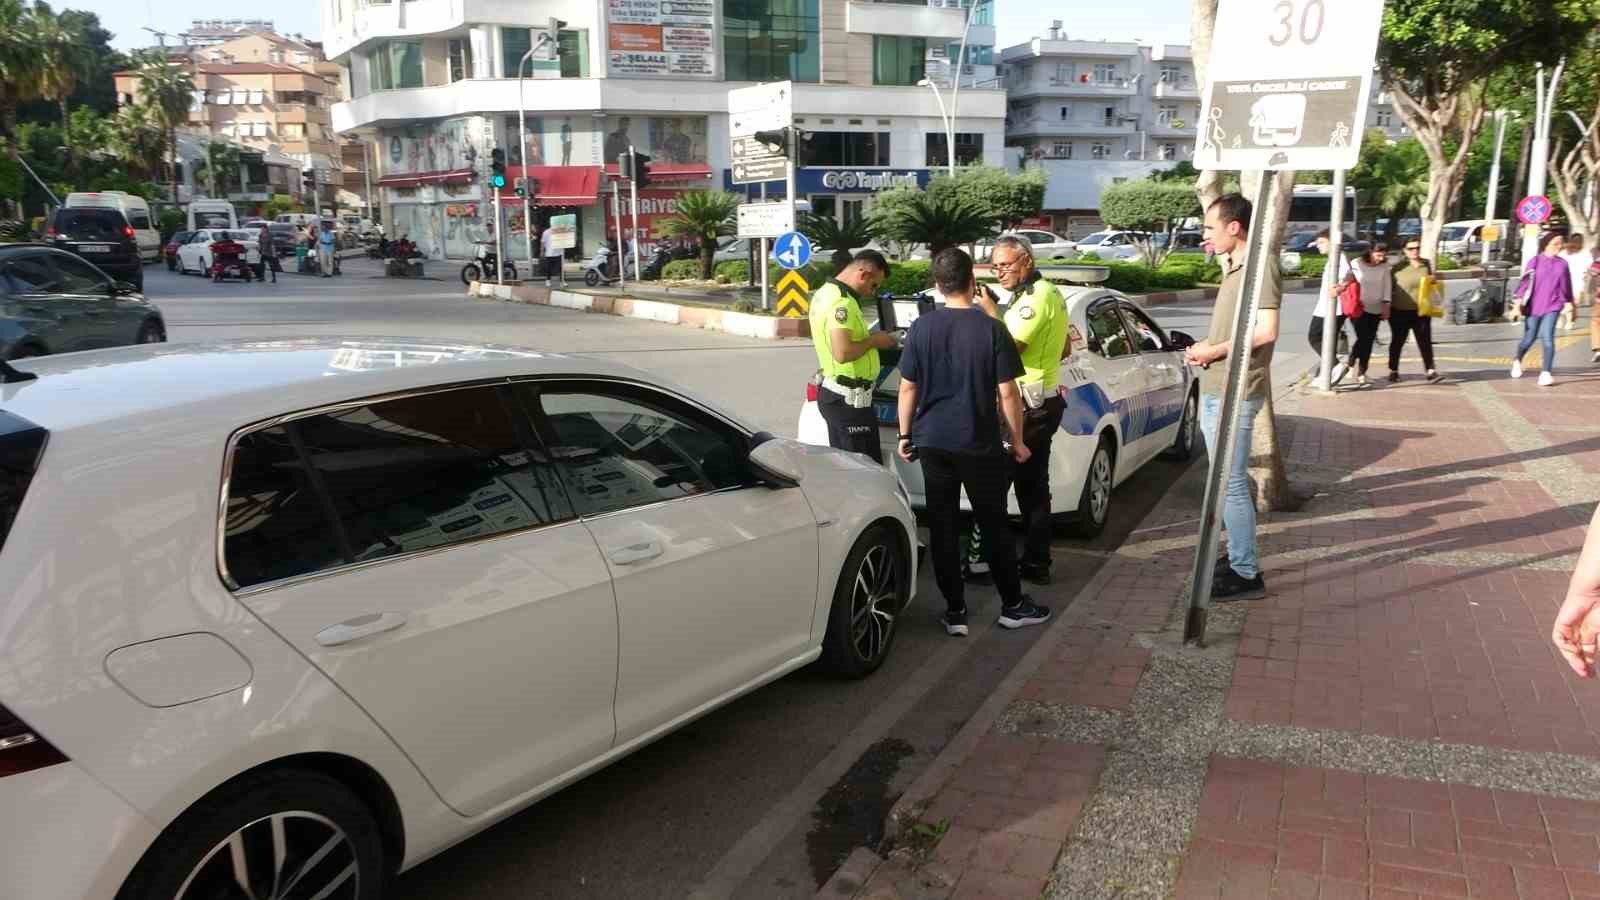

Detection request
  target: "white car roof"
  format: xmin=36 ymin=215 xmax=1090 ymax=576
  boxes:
xmin=1 ymin=338 xmax=675 ymax=433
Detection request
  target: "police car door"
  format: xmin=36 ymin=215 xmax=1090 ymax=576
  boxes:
xmin=1116 ymin=300 xmax=1187 ymax=462
xmin=1080 ymin=297 xmax=1148 ymax=470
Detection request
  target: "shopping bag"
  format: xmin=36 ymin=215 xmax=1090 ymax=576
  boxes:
xmin=1417 ymin=275 xmax=1443 ymax=317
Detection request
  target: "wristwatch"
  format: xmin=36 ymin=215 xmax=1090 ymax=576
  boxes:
xmin=897 ymin=433 xmax=913 ymax=442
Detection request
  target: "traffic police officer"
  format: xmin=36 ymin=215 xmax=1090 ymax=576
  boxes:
xmin=809 ymin=250 xmax=895 ymax=462
xmin=968 ymin=236 xmax=1069 ymax=584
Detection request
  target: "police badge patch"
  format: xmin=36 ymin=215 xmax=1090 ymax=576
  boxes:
xmin=1018 ymin=305 xmax=1035 ymax=320
xmin=834 ymin=307 xmax=849 ymax=323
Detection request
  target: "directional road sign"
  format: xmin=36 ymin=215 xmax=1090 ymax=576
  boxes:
xmin=732 ymin=157 xmax=786 ymax=184
xmin=729 ymin=81 xmax=792 ymax=139
xmin=775 ymin=270 xmax=810 ymax=318
xmin=1196 ymin=0 xmax=1383 ymax=171
xmin=771 ymin=231 xmax=812 ymax=270
xmin=737 ymin=203 xmax=793 ymax=239
xmin=1516 ymin=195 xmax=1552 ymax=225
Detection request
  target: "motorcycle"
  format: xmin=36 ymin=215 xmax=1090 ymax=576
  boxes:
xmin=582 ymin=244 xmax=642 ymax=287
xmin=640 ymin=245 xmax=674 ymax=281
xmin=209 ymin=239 xmax=254 ymax=283
xmin=461 ymin=240 xmax=517 ymax=285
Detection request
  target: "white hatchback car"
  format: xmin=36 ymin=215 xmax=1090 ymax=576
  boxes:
xmin=175 ymin=228 xmax=264 ymax=277
xmin=0 ymin=339 xmax=915 ymax=899
xmin=798 ymin=273 xmax=1199 ymax=536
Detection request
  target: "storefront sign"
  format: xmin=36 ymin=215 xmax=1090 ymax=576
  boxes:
xmin=818 ymin=170 xmax=922 ymax=191
xmin=723 ymin=168 xmax=933 ymax=195
xmin=605 ymin=188 xmax=688 ymax=238
xmin=548 ymin=213 xmax=578 ymax=249
xmin=606 ymin=0 xmax=715 ymax=78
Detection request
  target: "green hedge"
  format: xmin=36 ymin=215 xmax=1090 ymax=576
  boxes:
xmin=1102 ymin=262 xmax=1152 ymax=294
xmin=1436 ymin=255 xmax=1461 ymax=272
xmin=881 ymin=261 xmax=931 ymax=295
xmin=660 ymin=259 xmax=701 ymax=280
xmin=765 ymin=260 xmax=837 ymax=288
xmin=1159 ymin=253 xmax=1223 ymax=284
xmin=1297 ymin=256 xmax=1329 ymax=279
xmin=714 ymin=260 xmax=750 ymax=284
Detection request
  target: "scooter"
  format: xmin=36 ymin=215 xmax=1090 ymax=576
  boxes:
xmin=582 ymin=245 xmax=636 ymax=287
xmin=640 ymin=245 xmax=674 ymax=281
xmin=461 ymin=240 xmax=517 ymax=285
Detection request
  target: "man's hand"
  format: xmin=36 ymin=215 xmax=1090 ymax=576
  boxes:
xmin=897 ymin=437 xmax=916 ymax=462
xmin=1011 ymin=442 xmax=1031 ymax=465
xmin=871 ymin=330 xmax=899 ymax=350
xmin=1184 ymin=340 xmax=1226 ymax=367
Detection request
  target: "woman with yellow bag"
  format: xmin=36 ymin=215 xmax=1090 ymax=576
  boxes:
xmin=1388 ymin=240 xmax=1444 ymax=383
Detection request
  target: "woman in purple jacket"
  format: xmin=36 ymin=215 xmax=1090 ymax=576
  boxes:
xmin=1512 ymin=231 xmax=1578 ymax=386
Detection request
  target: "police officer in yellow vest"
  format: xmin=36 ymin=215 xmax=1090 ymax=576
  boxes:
xmin=809 ymin=250 xmax=895 ymax=463
xmin=971 ymin=235 xmax=1069 ymax=584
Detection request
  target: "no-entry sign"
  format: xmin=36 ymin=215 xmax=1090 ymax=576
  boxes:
xmin=1516 ymin=195 xmax=1552 ymax=225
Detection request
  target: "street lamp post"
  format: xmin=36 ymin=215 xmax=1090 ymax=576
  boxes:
xmin=917 ymin=78 xmax=955 ymax=177
xmin=946 ymin=0 xmax=982 ymax=171
xmin=1523 ymin=59 xmax=1566 ymax=265
xmin=517 ymin=32 xmax=556 ymax=274
xmin=1483 ymin=110 xmax=1510 ymax=266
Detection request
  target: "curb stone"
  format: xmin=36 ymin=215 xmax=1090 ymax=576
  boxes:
xmin=466 ymin=280 xmax=810 ymax=341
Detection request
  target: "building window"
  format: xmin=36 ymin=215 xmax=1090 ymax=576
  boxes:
xmin=1058 ymin=104 xmax=1070 ymax=121
xmin=1157 ymin=104 xmax=1178 ymax=125
xmin=269 ymin=50 xmax=284 ymax=63
xmin=802 ymin=131 xmax=888 ymax=167
xmin=1052 ymin=141 xmax=1072 ymax=158
xmin=369 ymin=41 xmax=423 ymax=90
xmin=281 ymin=123 xmax=306 ymax=140
xmin=1159 ymin=64 xmax=1180 ymax=84
xmin=1102 ymin=105 xmax=1117 ymax=126
xmin=558 ymin=29 xmax=590 ymax=78
xmin=872 ymin=36 xmax=925 ymax=86
xmin=723 ymin=0 xmax=820 ymax=83
xmin=1053 ymin=63 xmax=1070 ymax=84
xmin=502 ymin=28 xmax=533 ymax=78
xmin=968 ymin=0 xmax=992 ymax=27
xmin=942 ymin=42 xmax=991 ymax=66
xmin=1158 ymin=143 xmax=1177 ymax=160
xmin=1090 ymin=142 xmax=1111 ymax=159
xmin=448 ymin=38 xmax=473 ymax=82
xmin=926 ymin=132 xmax=983 ymax=167
xmin=1093 ymin=63 xmax=1117 ymax=84
xmin=1375 ymin=108 xmax=1393 ymax=127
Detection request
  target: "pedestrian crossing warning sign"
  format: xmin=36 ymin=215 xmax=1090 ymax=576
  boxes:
xmin=776 ymin=270 xmax=809 ymax=318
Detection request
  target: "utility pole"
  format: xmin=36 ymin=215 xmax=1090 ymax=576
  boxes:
xmin=1523 ymin=59 xmax=1566 ymax=265
xmin=1314 ymin=169 xmax=1345 ymax=391
xmin=627 ymin=146 xmax=642 ymax=281
xmin=1483 ymin=110 xmax=1510 ymax=266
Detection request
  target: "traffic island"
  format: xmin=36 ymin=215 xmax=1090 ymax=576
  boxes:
xmin=466 ymin=280 xmax=811 ymax=340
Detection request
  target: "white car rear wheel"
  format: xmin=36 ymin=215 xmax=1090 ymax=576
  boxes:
xmin=1066 ymin=436 xmax=1115 ymax=538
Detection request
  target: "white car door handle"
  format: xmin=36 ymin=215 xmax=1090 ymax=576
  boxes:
xmin=315 ymin=612 xmax=408 ymax=647
xmin=608 ymin=541 xmax=664 ymax=566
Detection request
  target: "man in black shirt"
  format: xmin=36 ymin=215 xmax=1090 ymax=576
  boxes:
xmin=897 ymin=248 xmax=1052 ymax=636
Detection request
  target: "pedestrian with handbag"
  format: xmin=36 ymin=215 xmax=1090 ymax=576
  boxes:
xmin=1511 ymin=231 xmax=1577 ymax=386
xmin=1337 ymin=245 xmax=1392 ymax=386
xmin=1388 ymin=240 xmax=1442 ymax=382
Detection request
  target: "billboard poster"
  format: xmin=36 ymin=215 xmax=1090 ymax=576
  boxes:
xmin=602 ymin=116 xmax=708 ymax=166
xmin=549 ymin=213 xmax=578 ymax=249
xmin=382 ymin=117 xmax=482 ymax=176
xmin=605 ymin=0 xmax=715 ymax=78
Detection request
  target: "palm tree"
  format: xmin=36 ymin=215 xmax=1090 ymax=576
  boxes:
xmin=133 ymin=50 xmax=196 ymax=206
xmin=868 ymin=191 xmax=995 ymax=257
xmin=0 ymin=0 xmax=46 ymax=157
xmin=657 ymin=190 xmax=739 ymax=279
xmin=110 ymin=101 xmax=167 ymax=181
xmin=196 ymin=140 xmax=242 ymax=199
xmin=798 ymin=212 xmax=878 ymax=271
xmin=32 ymin=3 xmax=91 ymax=163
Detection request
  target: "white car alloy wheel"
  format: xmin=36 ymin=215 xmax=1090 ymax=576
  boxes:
xmin=1166 ymin=391 xmax=1198 ymax=460
xmin=851 ymin=543 xmax=897 ymax=662
xmin=177 ymin=811 xmax=361 ymax=900
xmin=821 ymin=526 xmax=905 ymax=677
xmin=1067 ymin=437 xmax=1116 ymax=538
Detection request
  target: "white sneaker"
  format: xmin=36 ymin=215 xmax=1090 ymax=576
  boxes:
xmin=1539 ymin=371 xmax=1554 ymax=387
xmin=1330 ymin=361 xmax=1350 ymax=386
xmin=1511 ymin=361 xmax=1523 ymax=379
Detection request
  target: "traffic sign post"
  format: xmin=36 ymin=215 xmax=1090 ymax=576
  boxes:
xmin=1516 ymin=194 xmax=1552 ymax=225
xmin=771 ymin=231 xmax=812 ymax=270
xmin=1185 ymin=0 xmax=1384 ymax=647
xmin=737 ymin=203 xmax=793 ymax=239
xmin=775 ymin=270 xmax=810 ymax=317
xmin=731 ymin=135 xmax=787 ymax=185
xmin=731 ymin=82 xmax=797 ymax=312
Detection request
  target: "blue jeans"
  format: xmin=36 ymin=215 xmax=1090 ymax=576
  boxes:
xmin=1515 ymin=312 xmax=1560 ymax=374
xmin=1199 ymin=394 xmax=1265 ymax=579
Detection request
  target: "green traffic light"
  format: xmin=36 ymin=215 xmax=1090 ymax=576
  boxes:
xmin=491 ymin=174 xmax=506 ymax=188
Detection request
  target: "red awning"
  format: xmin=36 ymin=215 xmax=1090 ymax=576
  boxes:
xmin=498 ymin=165 xmax=602 ymax=206
xmin=601 ymin=162 xmax=713 ymax=183
xmin=376 ymin=168 xmax=475 ymax=188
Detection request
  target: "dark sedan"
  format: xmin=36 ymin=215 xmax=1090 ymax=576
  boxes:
xmin=0 ymin=244 xmax=166 ymax=360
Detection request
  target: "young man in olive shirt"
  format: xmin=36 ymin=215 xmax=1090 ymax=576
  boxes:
xmin=1183 ymin=193 xmax=1280 ymax=602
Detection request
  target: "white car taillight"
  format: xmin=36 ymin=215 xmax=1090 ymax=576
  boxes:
xmin=0 ymin=703 xmax=67 ymax=778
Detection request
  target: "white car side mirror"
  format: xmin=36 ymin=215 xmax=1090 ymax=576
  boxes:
xmin=749 ymin=436 xmax=804 ymax=486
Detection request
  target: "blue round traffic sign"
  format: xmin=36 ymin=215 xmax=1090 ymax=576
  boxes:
xmin=1516 ymin=195 xmax=1552 ymax=225
xmin=772 ymin=231 xmax=812 ymax=270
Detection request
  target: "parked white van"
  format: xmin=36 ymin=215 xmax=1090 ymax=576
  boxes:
xmin=63 ymin=191 xmax=159 ymax=263
xmin=187 ymin=198 xmax=237 ymax=232
xmin=1439 ymin=220 xmax=1509 ymax=261
xmin=274 ymin=212 xmax=321 ymax=230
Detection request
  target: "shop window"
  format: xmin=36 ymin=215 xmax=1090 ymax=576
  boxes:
xmin=802 ymin=131 xmax=888 ymax=167
xmin=558 ymin=29 xmax=589 ymax=78
xmin=369 ymin=41 xmax=423 ymax=90
xmin=873 ymin=36 xmax=925 ymax=86
xmin=1052 ymin=142 xmax=1072 ymax=158
xmin=723 ymin=0 xmax=820 ymax=83
xmin=1090 ymin=142 xmax=1111 ymax=159
xmin=925 ymin=132 xmax=983 ymax=167
xmin=448 ymin=38 xmax=473 ymax=82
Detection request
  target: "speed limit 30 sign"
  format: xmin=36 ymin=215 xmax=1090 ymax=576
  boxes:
xmin=1196 ymin=0 xmax=1384 ymax=171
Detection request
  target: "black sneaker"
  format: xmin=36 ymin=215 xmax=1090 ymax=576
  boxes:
xmin=998 ymin=597 xmax=1051 ymax=629
xmin=942 ymin=610 xmax=969 ymax=637
xmin=1213 ymin=555 xmax=1231 ymax=578
xmin=1211 ymin=568 xmax=1266 ymax=603
xmin=1019 ymin=561 xmax=1052 ymax=586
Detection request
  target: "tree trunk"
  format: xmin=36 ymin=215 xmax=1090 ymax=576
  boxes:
xmin=59 ymin=98 xmax=71 ymax=176
xmin=168 ymin=126 xmax=180 ymax=208
xmin=1240 ymin=169 xmax=1303 ymax=513
xmin=1384 ymin=79 xmax=1485 ymax=264
xmin=701 ymin=242 xmax=714 ymax=280
xmin=1190 ymin=0 xmax=1224 ymax=211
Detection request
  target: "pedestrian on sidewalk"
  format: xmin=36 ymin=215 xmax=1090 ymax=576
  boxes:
xmin=255 ymin=222 xmax=278 ymax=284
xmin=1308 ymin=229 xmax=1350 ymax=385
xmin=1388 ymin=240 xmax=1442 ymax=383
xmin=980 ymin=235 xmax=1069 ymax=586
xmin=1552 ymin=503 xmax=1600 ymax=677
xmin=1339 ymin=244 xmax=1392 ymax=386
xmin=541 ymin=223 xmax=564 ymax=286
xmin=897 ymin=248 xmax=1050 ymax=635
xmin=316 ymin=221 xmax=337 ymax=278
xmin=1562 ymin=234 xmax=1592 ymax=332
xmin=1511 ymin=231 xmax=1576 ymax=387
xmin=1182 ymin=193 xmax=1280 ymax=602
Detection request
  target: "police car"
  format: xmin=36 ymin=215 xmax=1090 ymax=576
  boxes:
xmin=797 ymin=265 xmax=1200 ymax=536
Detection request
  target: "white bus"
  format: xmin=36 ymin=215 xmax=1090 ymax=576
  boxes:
xmin=1287 ymin=185 xmax=1358 ymax=240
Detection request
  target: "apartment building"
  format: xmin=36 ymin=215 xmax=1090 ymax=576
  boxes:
xmin=321 ymin=0 xmax=1005 ymax=261
xmin=1001 ymin=27 xmax=1410 ymax=235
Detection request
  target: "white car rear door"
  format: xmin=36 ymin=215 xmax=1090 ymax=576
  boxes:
xmin=1080 ymin=296 xmax=1150 ymax=472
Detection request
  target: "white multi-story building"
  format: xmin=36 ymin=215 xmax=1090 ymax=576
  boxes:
xmin=1001 ymin=25 xmax=1410 ymax=235
xmin=321 ymin=0 xmax=1005 ymax=261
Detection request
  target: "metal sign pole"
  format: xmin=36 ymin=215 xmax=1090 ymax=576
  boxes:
xmin=612 ymin=180 xmax=626 ymax=288
xmin=785 ymin=132 xmax=798 ymax=260
xmin=493 ymin=178 xmax=504 ymax=286
xmin=760 ymin=182 xmax=771 ymax=311
xmin=1315 ymin=168 xmax=1346 ymax=390
xmin=1483 ymin=111 xmax=1509 ymax=266
xmin=628 ymin=145 xmax=642 ymax=282
xmin=1184 ymin=174 xmax=1276 ymax=646
xmin=519 ymin=60 xmax=534 ymax=277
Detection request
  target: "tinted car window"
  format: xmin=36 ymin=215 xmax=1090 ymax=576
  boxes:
xmin=52 ymin=253 xmax=109 ymax=293
xmin=128 ymin=211 xmax=152 ymax=229
xmin=1086 ymin=301 xmax=1135 ymax=358
xmin=532 ymin=385 xmax=755 ymax=518
xmin=54 ymin=208 xmax=127 ymax=240
xmin=169 ymin=231 xmax=193 ymax=246
xmin=224 ymin=425 xmax=348 ymax=588
xmin=1118 ymin=303 xmax=1167 ymax=353
xmin=1 ymin=255 xmax=62 ymax=293
xmin=193 ymin=211 xmax=233 ymax=229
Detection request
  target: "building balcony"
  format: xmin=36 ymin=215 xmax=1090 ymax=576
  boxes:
xmin=1149 ymin=120 xmax=1195 ymax=138
xmin=274 ymin=106 xmax=333 ymax=125
xmin=322 ymin=0 xmax=463 ymax=60
xmin=846 ymin=0 xmax=967 ymax=39
xmin=1150 ymin=44 xmax=1192 ymax=61
xmin=1000 ymin=39 xmax=1139 ymax=64
xmin=1154 ymin=79 xmax=1199 ymax=100
xmin=1007 ymin=78 xmax=1138 ymax=100
xmin=1008 ymin=117 xmax=1137 ymax=138
xmin=227 ymin=184 xmax=274 ymax=202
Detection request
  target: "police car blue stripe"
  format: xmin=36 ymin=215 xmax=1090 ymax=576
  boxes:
xmin=1061 ymin=382 xmax=1187 ymax=442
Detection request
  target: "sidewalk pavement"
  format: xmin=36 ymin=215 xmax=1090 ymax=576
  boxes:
xmin=820 ymin=324 xmax=1600 ymax=899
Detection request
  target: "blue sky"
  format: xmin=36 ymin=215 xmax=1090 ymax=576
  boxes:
xmin=84 ymin=0 xmax=1191 ymax=53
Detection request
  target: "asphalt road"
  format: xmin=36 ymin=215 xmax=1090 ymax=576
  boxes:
xmin=139 ymin=259 xmax=1502 ymax=898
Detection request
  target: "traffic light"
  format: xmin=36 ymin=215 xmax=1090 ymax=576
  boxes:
xmin=527 ymin=177 xmax=541 ymax=202
xmin=629 ymin=150 xmax=652 ymax=189
xmin=753 ymin=128 xmax=789 ymax=157
xmin=490 ymin=148 xmax=507 ymax=189
xmin=514 ymin=177 xmax=527 ymax=198
xmin=301 ymin=168 xmax=315 ymax=192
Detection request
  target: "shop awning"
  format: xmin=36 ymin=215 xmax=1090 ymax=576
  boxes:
xmin=376 ymin=168 xmax=475 ymax=188
xmin=499 ymin=165 xmax=602 ymax=206
xmin=601 ymin=162 xmax=714 ymax=183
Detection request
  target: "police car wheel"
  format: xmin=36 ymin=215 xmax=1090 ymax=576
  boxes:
xmin=1066 ymin=436 xmax=1115 ymax=538
xmin=1164 ymin=390 xmax=1198 ymax=461
xmin=819 ymin=525 xmax=906 ymax=679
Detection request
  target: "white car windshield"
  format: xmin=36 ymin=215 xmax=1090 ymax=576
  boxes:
xmin=1077 ymin=233 xmax=1108 ymax=246
xmin=194 ymin=212 xmax=232 ymax=228
xmin=1440 ymin=227 xmax=1470 ymax=240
